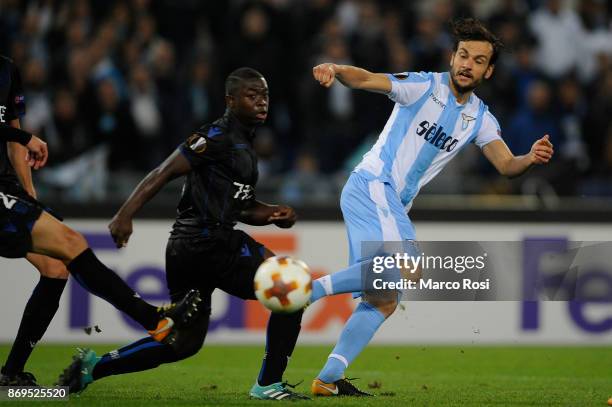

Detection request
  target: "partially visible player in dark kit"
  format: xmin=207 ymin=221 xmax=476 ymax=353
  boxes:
xmin=0 ymin=54 xmax=69 ymax=387
xmin=0 ymin=55 xmax=202 ymax=388
xmin=56 ymin=67 xmax=308 ymax=400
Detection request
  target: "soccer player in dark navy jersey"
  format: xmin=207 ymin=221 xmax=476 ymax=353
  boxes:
xmin=57 ymin=68 xmax=309 ymax=400
xmin=0 ymin=54 xmax=70 ymax=387
xmin=0 ymin=55 xmax=202 ymax=386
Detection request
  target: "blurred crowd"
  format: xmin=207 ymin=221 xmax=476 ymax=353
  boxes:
xmin=1 ymin=0 xmax=612 ymax=203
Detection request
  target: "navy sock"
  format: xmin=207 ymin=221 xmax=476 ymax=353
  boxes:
xmin=67 ymin=248 xmax=159 ymax=330
xmin=92 ymin=312 xmax=210 ymax=380
xmin=92 ymin=310 xmax=210 ymax=380
xmin=257 ymin=310 xmax=303 ymax=386
xmin=92 ymin=337 xmax=177 ymax=380
xmin=3 ymin=276 xmax=66 ymax=375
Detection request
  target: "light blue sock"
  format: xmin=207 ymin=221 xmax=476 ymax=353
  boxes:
xmin=311 ymin=257 xmax=401 ymax=303
xmin=310 ymin=261 xmax=366 ymax=303
xmin=318 ymin=302 xmax=385 ymax=383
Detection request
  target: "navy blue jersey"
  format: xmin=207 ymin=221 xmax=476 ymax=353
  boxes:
xmin=0 ymin=56 xmax=26 ymax=186
xmin=172 ymin=112 xmax=259 ymax=238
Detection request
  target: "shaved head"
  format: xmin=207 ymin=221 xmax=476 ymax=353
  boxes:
xmin=225 ymin=67 xmax=265 ymax=96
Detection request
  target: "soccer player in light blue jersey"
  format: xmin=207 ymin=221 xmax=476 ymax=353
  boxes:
xmin=309 ymin=18 xmax=554 ymax=396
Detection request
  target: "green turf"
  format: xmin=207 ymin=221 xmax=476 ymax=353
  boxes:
xmin=0 ymin=344 xmax=610 ymax=406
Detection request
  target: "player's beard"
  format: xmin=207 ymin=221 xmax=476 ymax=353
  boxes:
xmin=450 ymin=69 xmax=482 ymax=95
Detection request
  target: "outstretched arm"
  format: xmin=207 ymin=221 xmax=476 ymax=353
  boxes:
xmin=109 ymin=149 xmax=192 ymax=247
xmin=482 ymin=135 xmax=554 ymax=178
xmin=239 ymin=200 xmax=297 ymax=228
xmin=312 ymin=63 xmax=391 ymax=94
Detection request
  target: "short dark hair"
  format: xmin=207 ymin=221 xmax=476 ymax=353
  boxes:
xmin=225 ymin=67 xmax=264 ymax=96
xmin=451 ymin=18 xmax=504 ymax=65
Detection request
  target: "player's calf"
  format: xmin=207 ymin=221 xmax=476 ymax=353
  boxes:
xmin=1 ymin=273 xmax=67 ymax=380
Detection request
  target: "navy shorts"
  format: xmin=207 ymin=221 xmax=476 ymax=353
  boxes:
xmin=165 ymin=229 xmax=267 ymax=308
xmin=0 ymin=183 xmax=44 ymax=258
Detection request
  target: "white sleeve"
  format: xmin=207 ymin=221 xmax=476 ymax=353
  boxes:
xmin=473 ymin=111 xmax=502 ymax=149
xmin=386 ymin=72 xmax=432 ymax=106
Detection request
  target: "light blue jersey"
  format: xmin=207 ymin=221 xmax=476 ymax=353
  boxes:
xmin=355 ymin=71 xmax=501 ymax=210
xmin=343 ymin=71 xmax=501 ymax=264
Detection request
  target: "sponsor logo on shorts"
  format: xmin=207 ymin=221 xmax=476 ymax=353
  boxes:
xmin=0 ymin=192 xmax=17 ymax=210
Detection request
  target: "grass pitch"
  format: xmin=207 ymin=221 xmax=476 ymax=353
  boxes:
xmin=0 ymin=344 xmax=610 ymax=406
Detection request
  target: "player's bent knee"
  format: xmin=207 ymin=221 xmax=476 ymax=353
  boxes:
xmin=376 ymin=299 xmax=399 ymax=318
xmin=40 ymin=261 xmax=69 ymax=279
xmin=62 ymin=228 xmax=88 ymax=255
xmin=169 ymin=312 xmax=210 ymax=360
xmin=33 ymin=222 xmax=89 ymax=262
xmin=373 ymin=299 xmax=398 ymax=318
xmin=364 ymin=291 xmax=399 ymax=318
xmin=50 ymin=227 xmax=89 ymax=261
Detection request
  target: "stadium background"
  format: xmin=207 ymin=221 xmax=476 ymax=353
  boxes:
xmin=1 ymin=0 xmax=612 ymax=349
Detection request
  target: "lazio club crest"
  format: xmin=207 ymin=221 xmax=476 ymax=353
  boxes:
xmin=461 ymin=113 xmax=476 ymax=130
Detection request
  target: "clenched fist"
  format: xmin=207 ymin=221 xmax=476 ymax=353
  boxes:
xmin=312 ymin=63 xmax=338 ymax=88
